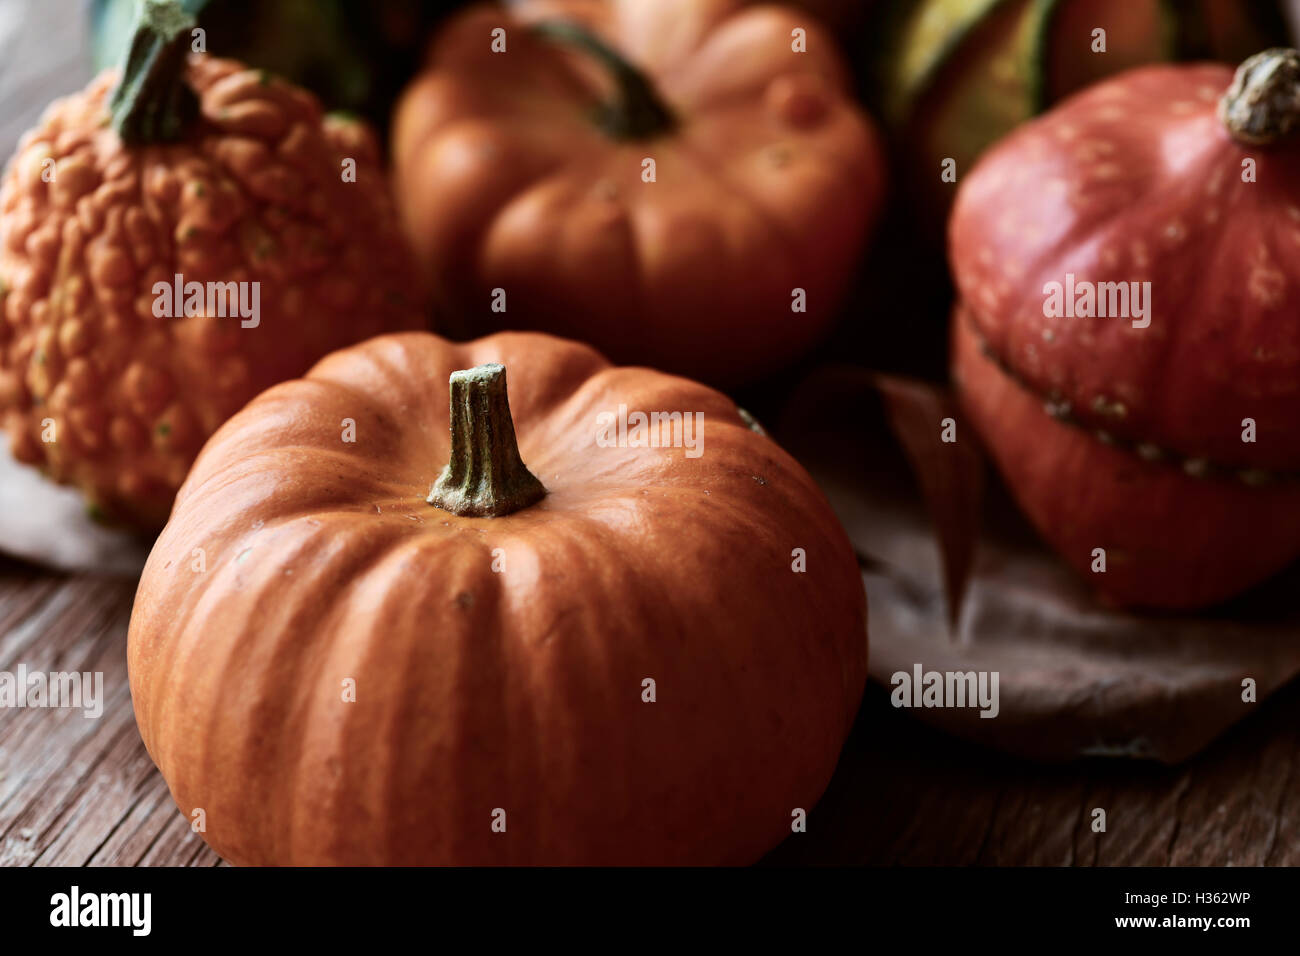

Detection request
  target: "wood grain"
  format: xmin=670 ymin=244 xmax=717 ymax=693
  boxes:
xmin=1 ymin=558 xmax=1298 ymax=866
xmin=765 ymin=684 xmax=1300 ymax=866
xmin=0 ymin=560 xmax=222 ymax=866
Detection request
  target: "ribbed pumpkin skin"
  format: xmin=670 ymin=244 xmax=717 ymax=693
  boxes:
xmin=128 ymin=331 xmax=866 ymax=865
xmin=391 ymin=0 xmax=886 ymax=387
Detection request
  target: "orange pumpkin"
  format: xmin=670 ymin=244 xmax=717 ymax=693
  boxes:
xmin=0 ymin=0 xmax=421 ymax=528
xmin=391 ymin=0 xmax=886 ymax=386
xmin=128 ymin=330 xmax=867 ymax=865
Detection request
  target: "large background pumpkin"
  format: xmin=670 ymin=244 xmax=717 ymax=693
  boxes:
xmin=950 ymin=50 xmax=1300 ymax=608
xmin=872 ymin=0 xmax=1291 ymax=244
xmin=128 ymin=330 xmax=868 ymax=865
xmin=391 ymin=0 xmax=886 ymax=387
xmin=0 ymin=1 xmax=421 ymax=528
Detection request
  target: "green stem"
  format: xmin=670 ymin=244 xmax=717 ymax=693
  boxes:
xmin=109 ymin=0 xmax=202 ymax=145
xmin=428 ymin=364 xmax=546 ymax=518
xmin=533 ymin=21 xmax=676 ymax=140
xmin=1218 ymin=48 xmax=1300 ymax=146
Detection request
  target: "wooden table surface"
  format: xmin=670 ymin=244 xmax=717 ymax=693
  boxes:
xmin=2 ymin=2 xmax=1299 ymax=868
xmin=0 ymin=560 xmax=223 ymax=866
xmin=1 ymin=555 xmax=1297 ymax=867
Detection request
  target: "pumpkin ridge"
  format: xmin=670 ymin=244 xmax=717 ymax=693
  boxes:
xmin=671 ymin=135 xmax=806 ymax=252
xmin=258 ymin=528 xmax=414 ymax=862
xmin=293 ymin=529 xmax=502 ymax=865
xmin=412 ymin=121 xmax=577 ymax=310
xmin=391 ymin=0 xmax=884 ymax=386
xmin=959 ymin=307 xmax=1291 ymax=486
xmin=952 ymin=312 xmax=1300 ymax=607
xmin=129 ymin=327 xmax=867 ymax=864
xmin=514 ymin=499 xmax=848 ymax=863
xmin=201 ymin=521 xmax=428 ymax=864
xmin=178 ymin=442 xmax=420 ymax=513
xmin=663 ymin=9 xmax=851 ymax=111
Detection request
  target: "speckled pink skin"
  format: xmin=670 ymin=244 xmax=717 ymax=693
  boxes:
xmin=952 ymin=63 xmax=1300 ymax=472
xmin=950 ymin=63 xmax=1300 ymax=608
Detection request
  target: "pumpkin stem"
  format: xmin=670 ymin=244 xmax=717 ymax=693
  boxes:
xmin=428 ymin=364 xmax=546 ymax=518
xmin=532 ymin=21 xmax=676 ymax=140
xmin=109 ymin=0 xmax=203 ymax=146
xmin=1219 ymin=48 xmax=1300 ymax=145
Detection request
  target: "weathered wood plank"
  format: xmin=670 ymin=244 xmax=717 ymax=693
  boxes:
xmin=0 ymin=566 xmax=222 ymax=866
xmin=2 ymin=562 xmax=1300 ymax=867
xmin=84 ymin=774 xmax=181 ymax=867
xmin=762 ymin=683 xmax=1300 ymax=866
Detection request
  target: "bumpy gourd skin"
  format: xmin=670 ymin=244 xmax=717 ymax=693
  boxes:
xmin=0 ymin=56 xmax=423 ymax=529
